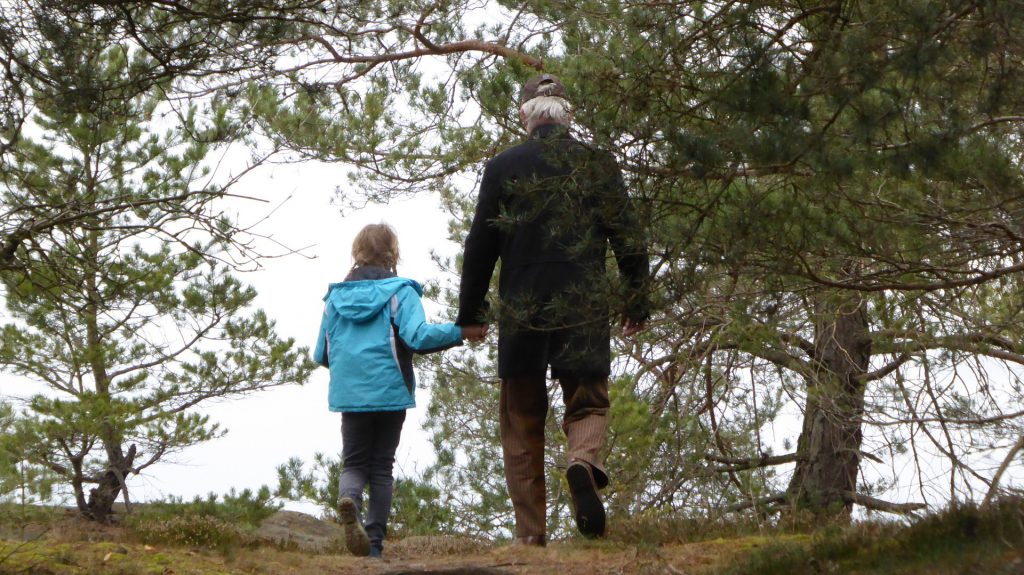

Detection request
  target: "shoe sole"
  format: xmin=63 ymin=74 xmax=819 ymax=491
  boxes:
xmin=338 ymin=498 xmax=371 ymax=556
xmin=566 ymin=464 xmax=606 ymax=537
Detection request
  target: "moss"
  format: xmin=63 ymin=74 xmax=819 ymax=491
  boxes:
xmin=0 ymin=539 xmax=245 ymax=575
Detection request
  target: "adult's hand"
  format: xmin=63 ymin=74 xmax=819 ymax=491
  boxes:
xmin=620 ymin=316 xmax=646 ymax=338
xmin=461 ymin=324 xmax=489 ymax=342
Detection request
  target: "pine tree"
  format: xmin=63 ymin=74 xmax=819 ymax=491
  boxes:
xmin=0 ymin=38 xmax=315 ymax=521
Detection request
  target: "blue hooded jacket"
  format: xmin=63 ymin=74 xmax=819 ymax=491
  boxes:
xmin=314 ymin=268 xmax=462 ymax=412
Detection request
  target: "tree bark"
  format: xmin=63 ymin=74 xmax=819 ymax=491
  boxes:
xmin=786 ymin=291 xmax=871 ymax=518
xmin=85 ymin=444 xmax=136 ymax=522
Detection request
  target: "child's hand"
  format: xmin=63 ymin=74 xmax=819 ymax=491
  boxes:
xmin=460 ymin=324 xmax=489 ymax=342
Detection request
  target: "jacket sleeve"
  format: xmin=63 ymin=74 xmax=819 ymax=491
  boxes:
xmin=599 ymin=153 xmax=651 ymax=322
xmin=313 ymin=303 xmax=330 ymax=367
xmin=393 ymin=287 xmax=463 ymax=354
xmin=456 ymin=159 xmax=502 ymax=325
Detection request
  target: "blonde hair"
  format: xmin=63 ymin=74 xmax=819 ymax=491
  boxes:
xmin=351 ymin=223 xmax=400 ymax=272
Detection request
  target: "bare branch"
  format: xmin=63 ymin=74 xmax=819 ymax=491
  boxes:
xmin=722 ymin=492 xmax=788 ymax=513
xmin=858 ymin=353 xmax=913 ymax=383
xmin=841 ymin=491 xmax=927 ymax=515
xmin=706 ymin=452 xmax=803 ymax=472
xmin=983 ymin=434 xmax=1024 ymax=508
xmin=295 ymin=35 xmax=544 ymax=71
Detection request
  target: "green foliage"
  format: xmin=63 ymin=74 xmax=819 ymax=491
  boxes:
xmin=419 ymin=350 xmax=516 ymax=538
xmin=127 ymin=488 xmax=281 ymax=531
xmin=0 ymin=401 xmax=22 ymax=501
xmin=390 ymin=472 xmax=459 ymax=537
xmin=275 ymin=454 xmax=343 ymax=521
xmin=0 ymin=401 xmax=57 ymax=509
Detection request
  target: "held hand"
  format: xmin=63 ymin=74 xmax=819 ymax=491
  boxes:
xmin=461 ymin=324 xmax=489 ymax=343
xmin=620 ymin=316 xmax=646 ymax=338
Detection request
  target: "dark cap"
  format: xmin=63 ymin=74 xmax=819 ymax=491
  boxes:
xmin=520 ymin=73 xmax=567 ymax=104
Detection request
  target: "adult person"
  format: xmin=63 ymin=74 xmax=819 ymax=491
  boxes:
xmin=456 ymin=74 xmax=650 ymax=545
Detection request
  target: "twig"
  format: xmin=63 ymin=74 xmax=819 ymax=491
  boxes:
xmin=982 ymin=433 xmax=1024 ymax=507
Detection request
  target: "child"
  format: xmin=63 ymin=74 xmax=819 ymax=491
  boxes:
xmin=313 ymin=223 xmax=482 ymax=558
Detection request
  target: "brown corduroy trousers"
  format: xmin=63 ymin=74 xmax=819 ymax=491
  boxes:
xmin=500 ymin=373 xmax=610 ymax=538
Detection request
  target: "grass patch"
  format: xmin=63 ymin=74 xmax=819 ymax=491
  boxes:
xmin=121 ymin=488 xmax=279 ymax=552
xmin=607 ymin=508 xmax=801 ymax=548
xmin=714 ymin=497 xmax=1024 ymax=574
xmin=125 ymin=512 xmax=257 ymax=551
xmin=0 ymin=503 xmax=64 ymax=538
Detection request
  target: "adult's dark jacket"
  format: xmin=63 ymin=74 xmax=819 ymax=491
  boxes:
xmin=457 ymin=124 xmax=650 ymax=378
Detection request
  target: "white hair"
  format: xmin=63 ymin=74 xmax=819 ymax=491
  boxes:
xmin=520 ymin=95 xmax=572 ymax=133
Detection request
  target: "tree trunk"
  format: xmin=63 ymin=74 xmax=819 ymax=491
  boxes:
xmin=787 ymin=292 xmax=871 ymax=518
xmin=84 ymin=444 xmax=136 ymax=522
xmin=70 ymin=456 xmax=89 ymax=514
xmin=80 ymin=222 xmax=134 ymax=523
xmin=86 ymin=470 xmax=121 ymax=522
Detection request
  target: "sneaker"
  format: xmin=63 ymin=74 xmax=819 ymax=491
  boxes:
xmin=369 ymin=546 xmax=383 ymax=559
xmin=566 ymin=461 xmax=606 ymax=537
xmin=338 ymin=497 xmax=371 ymax=556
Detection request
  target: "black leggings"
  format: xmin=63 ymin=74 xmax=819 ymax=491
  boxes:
xmin=338 ymin=409 xmax=407 ymax=550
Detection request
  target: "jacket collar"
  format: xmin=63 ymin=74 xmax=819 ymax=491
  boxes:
xmin=344 ymin=265 xmax=396 ymax=281
xmin=529 ymin=123 xmax=569 ymax=140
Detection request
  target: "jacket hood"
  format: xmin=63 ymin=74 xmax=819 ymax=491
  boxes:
xmin=324 ymin=276 xmax=422 ymax=322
